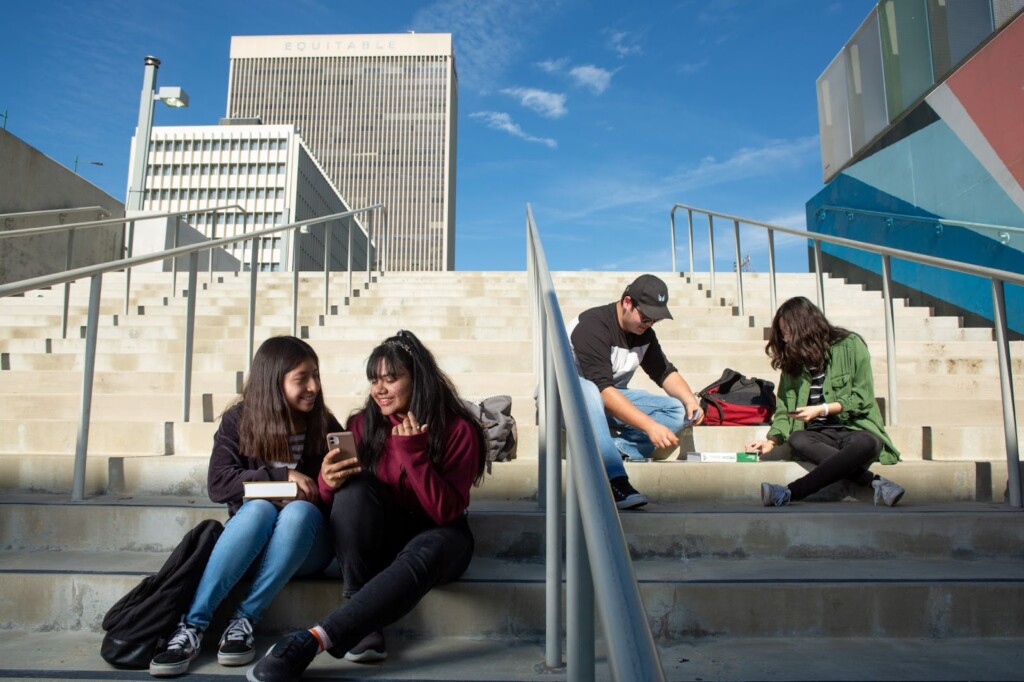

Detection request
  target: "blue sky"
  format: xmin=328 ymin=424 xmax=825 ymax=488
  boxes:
xmin=4 ymin=0 xmax=876 ymax=272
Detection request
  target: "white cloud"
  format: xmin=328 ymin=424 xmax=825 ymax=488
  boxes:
xmin=500 ymin=87 xmax=568 ymax=118
xmin=568 ymin=65 xmax=616 ymax=95
xmin=605 ymin=29 xmax=643 ymax=58
xmin=677 ymin=59 xmax=709 ymax=76
xmin=470 ymin=111 xmax=557 ymax=148
xmin=412 ymin=0 xmax=564 ymax=92
xmin=536 ymin=58 xmax=569 ymax=74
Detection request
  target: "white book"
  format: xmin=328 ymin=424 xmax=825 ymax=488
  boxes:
xmin=686 ymin=452 xmax=759 ymax=463
xmin=243 ymin=480 xmax=298 ymax=499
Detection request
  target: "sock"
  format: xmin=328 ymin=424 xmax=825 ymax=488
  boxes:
xmin=308 ymin=626 xmax=331 ymax=653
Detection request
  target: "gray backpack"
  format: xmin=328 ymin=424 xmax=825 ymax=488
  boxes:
xmin=461 ymin=395 xmax=518 ymax=464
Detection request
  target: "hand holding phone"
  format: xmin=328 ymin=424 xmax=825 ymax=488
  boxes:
xmin=323 ymin=432 xmax=362 ymax=489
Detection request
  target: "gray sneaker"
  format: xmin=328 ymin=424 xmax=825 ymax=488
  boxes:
xmin=760 ymin=482 xmax=791 ymax=507
xmin=872 ymin=477 xmax=905 ymax=507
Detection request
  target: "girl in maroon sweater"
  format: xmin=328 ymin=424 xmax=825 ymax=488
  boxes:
xmin=248 ymin=330 xmax=486 ymax=682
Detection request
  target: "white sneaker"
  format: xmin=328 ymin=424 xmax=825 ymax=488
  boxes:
xmin=872 ymin=477 xmax=905 ymax=507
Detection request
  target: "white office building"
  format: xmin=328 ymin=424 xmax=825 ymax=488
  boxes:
xmin=226 ymin=33 xmax=457 ymax=271
xmin=128 ymin=122 xmax=371 ymax=272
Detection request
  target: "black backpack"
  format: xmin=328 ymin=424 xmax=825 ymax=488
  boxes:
xmin=100 ymin=519 xmax=223 ymax=669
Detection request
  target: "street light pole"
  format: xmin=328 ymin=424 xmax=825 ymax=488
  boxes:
xmin=74 ymin=157 xmax=104 ymax=174
xmin=126 ymin=55 xmax=160 ymax=212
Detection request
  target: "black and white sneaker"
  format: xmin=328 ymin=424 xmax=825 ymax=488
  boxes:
xmin=218 ymin=616 xmax=255 ymax=666
xmin=344 ymin=630 xmax=387 ymax=663
xmin=246 ymin=630 xmax=319 ymax=682
xmin=609 ymin=476 xmax=648 ymax=509
xmin=150 ymin=619 xmax=203 ymax=677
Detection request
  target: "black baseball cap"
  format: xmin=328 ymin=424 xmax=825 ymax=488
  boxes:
xmin=623 ymin=274 xmax=673 ymax=321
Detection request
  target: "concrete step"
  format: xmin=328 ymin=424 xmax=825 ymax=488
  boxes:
xmin=0 ymin=630 xmax=1019 ymax=682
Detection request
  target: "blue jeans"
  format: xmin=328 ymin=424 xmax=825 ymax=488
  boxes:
xmin=186 ymin=498 xmax=333 ymax=629
xmin=579 ymin=378 xmax=689 ymax=479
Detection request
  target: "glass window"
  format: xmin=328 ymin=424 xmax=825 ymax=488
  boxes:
xmin=927 ymin=0 xmax=994 ymax=78
xmin=816 ymin=52 xmax=852 ymax=181
xmin=241 ymin=140 xmax=250 ymax=151
xmin=174 ymin=141 xmax=183 ymax=151
xmin=879 ymin=0 xmax=935 ymax=120
xmin=212 ymin=140 xmax=221 ymax=151
xmin=845 ymin=9 xmax=888 ymax=150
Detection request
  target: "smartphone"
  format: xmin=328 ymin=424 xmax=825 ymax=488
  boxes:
xmin=327 ymin=431 xmax=358 ymax=459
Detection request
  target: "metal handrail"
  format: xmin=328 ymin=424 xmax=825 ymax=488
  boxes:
xmin=0 ymin=206 xmax=111 ymax=222
xmin=0 ymin=203 xmax=384 ymax=502
xmin=1 ymin=204 xmax=247 ymax=336
xmin=815 ymin=205 xmax=1024 ymax=241
xmin=669 ymin=202 xmax=1023 ymax=507
xmin=528 ymin=204 xmax=665 ymax=681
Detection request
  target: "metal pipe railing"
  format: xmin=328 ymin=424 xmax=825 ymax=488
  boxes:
xmin=669 ymin=202 xmax=1024 ymax=507
xmin=528 ymin=204 xmax=666 ymax=681
xmin=0 ymin=203 xmax=384 ymax=502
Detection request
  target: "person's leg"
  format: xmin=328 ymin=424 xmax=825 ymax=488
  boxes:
xmin=330 ymin=473 xmax=408 ymax=598
xmin=186 ymin=499 xmax=279 ymax=629
xmin=787 ymin=429 xmax=881 ymax=501
xmin=232 ymin=500 xmax=331 ymax=623
xmin=578 ymin=377 xmax=626 ymax=479
xmin=611 ymin=388 xmax=686 ymax=460
xmin=318 ymin=515 xmax=475 ymax=657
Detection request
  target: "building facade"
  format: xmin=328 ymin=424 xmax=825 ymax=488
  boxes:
xmin=226 ymin=33 xmax=458 ymax=271
xmin=129 ymin=122 xmax=371 ymax=273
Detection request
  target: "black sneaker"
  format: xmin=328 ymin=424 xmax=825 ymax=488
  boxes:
xmin=246 ymin=630 xmax=319 ymax=682
xmin=609 ymin=476 xmax=648 ymax=509
xmin=344 ymin=630 xmax=387 ymax=663
xmin=218 ymin=616 xmax=255 ymax=666
xmin=150 ymin=619 xmax=203 ymax=677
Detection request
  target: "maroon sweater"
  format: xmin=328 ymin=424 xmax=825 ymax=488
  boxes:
xmin=318 ymin=410 xmax=481 ymax=526
xmin=207 ymin=403 xmax=342 ymax=515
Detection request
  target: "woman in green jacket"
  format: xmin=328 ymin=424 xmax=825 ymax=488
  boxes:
xmin=746 ymin=296 xmax=904 ymax=507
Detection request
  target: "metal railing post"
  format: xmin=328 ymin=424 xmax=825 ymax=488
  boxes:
xmin=669 ymin=207 xmax=678 ymax=274
xmin=687 ymin=208 xmax=695 ymax=277
xmin=767 ymin=228 xmax=778 ymax=315
xmin=565 ymin=455 xmax=594 ymax=682
xmin=733 ymin=219 xmax=745 ymax=316
xmin=347 ymin=217 xmax=354 ymax=303
xmin=324 ymin=220 xmax=332 ymax=318
xmin=248 ymin=237 xmax=259 ymax=369
xmin=991 ymin=278 xmax=1022 ymax=507
xmin=208 ymin=212 xmax=218 ymax=283
xmin=365 ymin=213 xmax=373 ymax=290
xmin=171 ymin=218 xmax=182 ymax=298
xmin=124 ymin=218 xmax=136 ymax=316
xmin=813 ymin=239 xmax=825 ymax=313
xmin=880 ymin=255 xmax=899 ymax=426
xmin=707 ymin=213 xmax=716 ymax=300
xmin=292 ymin=228 xmax=300 ymax=336
xmin=182 ymin=252 xmax=198 ymax=422
xmin=71 ymin=274 xmax=102 ymax=502
xmin=544 ymin=332 xmax=563 ymax=669
xmin=62 ymin=228 xmax=75 ymax=339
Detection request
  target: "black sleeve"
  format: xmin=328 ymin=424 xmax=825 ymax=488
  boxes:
xmin=570 ymin=308 xmax=616 ymax=392
xmin=639 ymin=332 xmax=677 ymax=387
xmin=206 ymin=404 xmax=289 ymax=507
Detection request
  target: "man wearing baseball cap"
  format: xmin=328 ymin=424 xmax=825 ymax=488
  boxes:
xmin=568 ymin=274 xmax=705 ymax=509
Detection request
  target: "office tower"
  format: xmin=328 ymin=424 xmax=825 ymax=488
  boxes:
xmin=130 ymin=122 xmax=370 ymax=273
xmin=227 ymin=34 xmax=458 ymax=271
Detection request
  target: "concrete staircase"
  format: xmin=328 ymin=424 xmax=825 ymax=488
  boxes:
xmin=1 ymin=270 xmax=1022 ymax=681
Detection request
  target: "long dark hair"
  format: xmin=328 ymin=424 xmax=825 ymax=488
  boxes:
xmin=766 ymin=296 xmax=853 ymax=376
xmin=235 ymin=336 xmax=332 ymax=463
xmin=357 ymin=330 xmax=487 ymax=484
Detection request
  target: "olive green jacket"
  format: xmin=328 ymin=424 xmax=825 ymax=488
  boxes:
xmin=765 ymin=333 xmax=900 ymax=464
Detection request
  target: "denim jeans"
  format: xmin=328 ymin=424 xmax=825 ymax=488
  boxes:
xmin=318 ymin=473 xmax=474 ymax=657
xmin=186 ymin=498 xmax=333 ymax=629
xmin=579 ymin=378 xmax=689 ymax=479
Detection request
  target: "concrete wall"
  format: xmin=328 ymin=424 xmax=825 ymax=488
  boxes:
xmin=130 ymin=214 xmax=240 ymax=273
xmin=0 ymin=129 xmax=125 ymax=284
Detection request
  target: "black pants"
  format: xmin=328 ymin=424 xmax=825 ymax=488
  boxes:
xmin=318 ymin=473 xmax=474 ymax=657
xmin=787 ymin=428 xmax=881 ymax=501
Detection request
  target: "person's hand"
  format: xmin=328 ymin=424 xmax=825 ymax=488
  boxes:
xmin=393 ymin=411 xmax=429 ymax=437
xmin=746 ymin=439 xmax=775 ymax=459
xmin=788 ymin=405 xmax=824 ymax=423
xmin=287 ymin=468 xmax=318 ymax=502
xmin=320 ymin=447 xmax=362 ymax=489
xmin=685 ymin=402 xmax=705 ymax=426
xmin=645 ymin=422 xmax=680 ymax=449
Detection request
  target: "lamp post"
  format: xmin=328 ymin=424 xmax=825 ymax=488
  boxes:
xmin=74 ymin=157 xmax=104 ymax=174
